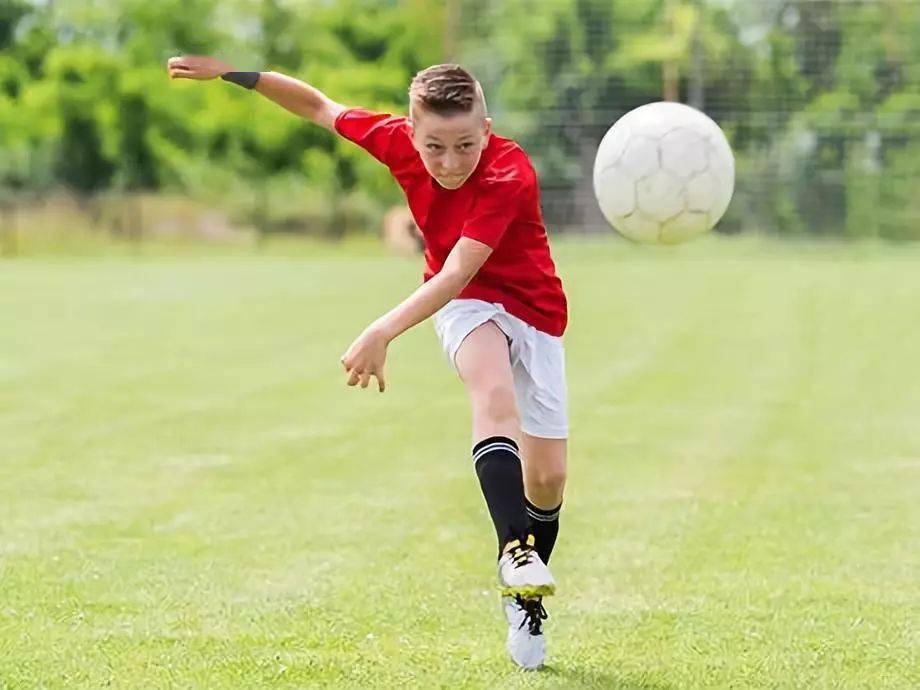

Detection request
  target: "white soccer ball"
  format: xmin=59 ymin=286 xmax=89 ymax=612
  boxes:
xmin=593 ymin=101 xmax=735 ymax=245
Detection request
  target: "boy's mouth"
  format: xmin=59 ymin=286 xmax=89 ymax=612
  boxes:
xmin=438 ymin=174 xmax=466 ymax=188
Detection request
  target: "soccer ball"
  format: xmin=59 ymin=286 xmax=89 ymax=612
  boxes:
xmin=592 ymin=101 xmax=735 ymax=245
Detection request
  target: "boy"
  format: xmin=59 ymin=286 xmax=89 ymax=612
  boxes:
xmin=167 ymin=56 xmax=568 ymax=670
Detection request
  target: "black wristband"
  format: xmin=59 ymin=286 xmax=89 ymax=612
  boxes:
xmin=220 ymin=71 xmax=261 ymax=90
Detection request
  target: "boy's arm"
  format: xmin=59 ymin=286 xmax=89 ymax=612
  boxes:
xmin=340 ymin=238 xmax=493 ymax=392
xmin=254 ymin=72 xmax=345 ymax=131
xmin=167 ymin=55 xmax=345 ymax=131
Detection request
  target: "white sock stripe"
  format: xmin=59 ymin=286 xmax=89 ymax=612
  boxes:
xmin=472 ymin=442 xmax=520 ymax=462
xmin=526 ymin=506 xmax=560 ymax=522
xmin=472 ymin=447 xmax=518 ymax=464
xmin=473 ymin=441 xmax=518 ymax=456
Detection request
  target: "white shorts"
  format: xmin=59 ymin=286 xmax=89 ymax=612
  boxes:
xmin=433 ymin=299 xmax=568 ymax=439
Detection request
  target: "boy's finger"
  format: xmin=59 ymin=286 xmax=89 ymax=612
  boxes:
xmin=377 ymin=373 xmax=386 ymax=393
xmin=346 ymin=369 xmax=361 ymax=386
xmin=359 ymin=371 xmax=371 ymax=389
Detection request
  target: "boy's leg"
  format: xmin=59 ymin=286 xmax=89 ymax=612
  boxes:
xmin=455 ymin=321 xmax=555 ymax=597
xmin=451 ymin=317 xmax=556 ymax=669
xmin=455 ymin=322 xmax=528 ymax=549
xmin=507 ymin=318 xmax=567 ymax=568
xmin=521 ymin=434 xmax=567 ymax=565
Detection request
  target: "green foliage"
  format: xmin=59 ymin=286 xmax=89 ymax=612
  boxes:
xmin=0 ymin=0 xmax=30 ymax=52
xmin=0 ymin=0 xmax=443 ymax=235
xmin=0 ymin=0 xmax=918 ymax=238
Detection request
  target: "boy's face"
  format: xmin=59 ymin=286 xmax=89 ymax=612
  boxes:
xmin=410 ymin=108 xmax=492 ymax=190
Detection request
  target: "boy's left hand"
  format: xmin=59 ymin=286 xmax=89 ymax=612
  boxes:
xmin=341 ymin=325 xmax=388 ymax=392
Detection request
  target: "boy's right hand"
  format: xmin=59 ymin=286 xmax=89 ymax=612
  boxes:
xmin=167 ymin=55 xmax=235 ymax=81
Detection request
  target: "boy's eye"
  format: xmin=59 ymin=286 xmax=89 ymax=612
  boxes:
xmin=427 ymin=144 xmax=443 ymax=152
xmin=459 ymin=143 xmax=473 ymax=151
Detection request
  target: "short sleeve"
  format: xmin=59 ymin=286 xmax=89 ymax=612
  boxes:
xmin=334 ymin=108 xmax=414 ymax=170
xmin=461 ymin=173 xmax=530 ymax=249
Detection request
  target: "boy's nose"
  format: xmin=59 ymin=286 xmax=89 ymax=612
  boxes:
xmin=443 ymin=153 xmax=462 ymax=172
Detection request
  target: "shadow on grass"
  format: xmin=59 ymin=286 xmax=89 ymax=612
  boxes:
xmin=535 ymin=664 xmax=671 ymax=689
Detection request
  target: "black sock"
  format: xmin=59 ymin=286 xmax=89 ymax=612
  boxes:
xmin=473 ymin=436 xmax=530 ymax=554
xmin=525 ymin=497 xmax=561 ymax=564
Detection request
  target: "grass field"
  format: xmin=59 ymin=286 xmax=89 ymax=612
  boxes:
xmin=1 ymin=237 xmax=918 ymax=688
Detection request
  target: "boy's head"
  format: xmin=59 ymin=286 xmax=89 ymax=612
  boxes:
xmin=408 ymin=64 xmax=491 ymax=190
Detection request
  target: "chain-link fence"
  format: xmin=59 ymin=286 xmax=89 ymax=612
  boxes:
xmin=454 ymin=0 xmax=920 ymax=239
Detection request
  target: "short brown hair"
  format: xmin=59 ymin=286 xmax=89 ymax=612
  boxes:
xmin=409 ymin=64 xmax=487 ymax=118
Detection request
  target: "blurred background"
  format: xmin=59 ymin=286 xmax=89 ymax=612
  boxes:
xmin=3 ymin=5 xmax=919 ymax=685
xmin=1 ymin=0 xmax=918 ymax=255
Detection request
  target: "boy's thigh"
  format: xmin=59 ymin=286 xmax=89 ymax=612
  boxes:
xmin=455 ymin=320 xmax=514 ymax=391
xmin=433 ymin=298 xmax=566 ymax=436
xmin=455 ymin=321 xmax=521 ymax=439
xmin=434 ymin=299 xmax=504 ymax=369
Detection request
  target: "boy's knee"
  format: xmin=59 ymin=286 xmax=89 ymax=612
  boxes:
xmin=525 ymin=458 xmax=567 ymax=507
xmin=476 ymin=384 xmax=518 ymax=425
xmin=530 ymin=466 xmax=567 ymax=494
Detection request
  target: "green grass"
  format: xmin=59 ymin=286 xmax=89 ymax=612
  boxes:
xmin=1 ymin=237 xmax=918 ymax=688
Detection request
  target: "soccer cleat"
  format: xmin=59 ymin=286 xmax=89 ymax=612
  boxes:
xmin=503 ymin=594 xmax=548 ymax=670
xmin=497 ymin=535 xmax=556 ymax=598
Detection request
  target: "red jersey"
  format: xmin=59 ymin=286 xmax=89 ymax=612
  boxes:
xmin=335 ymin=108 xmax=568 ymax=336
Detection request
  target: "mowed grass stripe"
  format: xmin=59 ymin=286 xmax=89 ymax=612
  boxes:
xmin=1 ymin=238 xmax=918 ymax=688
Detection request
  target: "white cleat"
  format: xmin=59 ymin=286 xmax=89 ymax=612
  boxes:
xmin=503 ymin=594 xmax=548 ymax=670
xmin=497 ymin=535 xmax=556 ymax=598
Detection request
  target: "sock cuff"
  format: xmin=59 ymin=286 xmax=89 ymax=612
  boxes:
xmin=472 ymin=436 xmax=519 ymax=462
xmin=525 ymin=497 xmax=562 ymax=522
